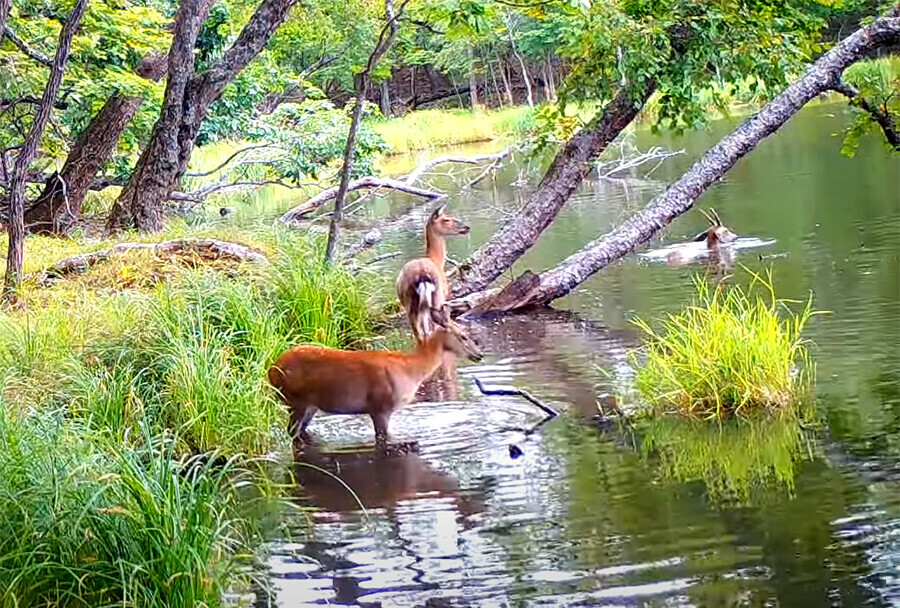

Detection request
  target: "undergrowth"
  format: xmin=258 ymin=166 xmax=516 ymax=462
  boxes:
xmin=1 ymin=232 xmax=373 ymax=456
xmin=0 ymin=229 xmax=372 ymax=604
xmin=0 ymin=410 xmax=269 ymax=607
xmin=630 ymin=268 xmax=823 ymax=418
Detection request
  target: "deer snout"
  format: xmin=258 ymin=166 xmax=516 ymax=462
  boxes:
xmin=458 ymin=224 xmax=471 ymax=235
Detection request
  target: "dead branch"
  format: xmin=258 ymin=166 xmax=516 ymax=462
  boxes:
xmin=1 ymin=24 xmax=52 ymax=67
xmin=184 ymin=143 xmax=277 ymax=178
xmin=279 ymin=176 xmax=445 ymax=225
xmin=472 ymin=375 xmax=559 ymax=418
xmin=596 ymin=145 xmax=684 ymax=178
xmin=279 ymin=148 xmax=513 ymax=227
xmin=401 ymin=148 xmax=512 ymax=186
xmin=35 ymin=238 xmax=269 ymax=286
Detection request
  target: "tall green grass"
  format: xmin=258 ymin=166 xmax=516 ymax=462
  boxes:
xmin=1 ymin=232 xmax=374 ymax=456
xmin=373 ymin=106 xmax=535 ymax=155
xmin=630 ymin=269 xmax=823 ymax=418
xmin=0 ymin=410 xmax=267 ymax=607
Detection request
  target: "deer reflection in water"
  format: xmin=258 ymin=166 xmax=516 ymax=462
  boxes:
xmin=291 ymin=443 xmax=486 ymax=525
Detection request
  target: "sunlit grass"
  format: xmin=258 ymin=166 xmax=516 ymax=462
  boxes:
xmin=0 ymin=231 xmax=375 ymax=456
xmin=630 ymin=268 xmax=824 ymax=418
xmin=372 ymin=106 xmax=535 ymax=155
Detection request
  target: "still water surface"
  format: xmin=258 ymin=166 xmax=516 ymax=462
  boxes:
xmin=260 ymin=104 xmax=900 ymax=607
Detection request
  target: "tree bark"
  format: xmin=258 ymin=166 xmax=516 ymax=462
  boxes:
xmin=449 ymin=81 xmax=656 ymax=299
xmin=324 ymin=0 xmax=404 ymax=263
xmin=106 ymin=0 xmax=298 ymax=233
xmin=379 ymin=80 xmax=392 ymax=117
xmin=0 ymin=0 xmax=12 ymax=40
xmin=3 ymin=0 xmax=88 ymax=303
xmin=499 ymin=58 xmax=514 ymax=106
xmin=460 ymin=16 xmax=900 ymax=314
xmin=24 ymin=94 xmax=142 ymax=234
xmin=468 ymin=45 xmax=479 ymax=110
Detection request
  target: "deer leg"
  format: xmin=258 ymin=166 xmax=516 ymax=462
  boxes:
xmin=371 ymin=411 xmax=393 ymax=451
xmin=289 ymin=406 xmax=319 ymax=448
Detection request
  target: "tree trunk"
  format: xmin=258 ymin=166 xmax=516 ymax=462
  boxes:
xmin=0 ymin=0 xmax=10 ymax=35
xmin=488 ymin=59 xmax=504 ymax=107
xmin=379 ymin=80 xmax=392 ymax=117
xmin=461 ymin=16 xmax=900 ymax=314
xmin=544 ymin=57 xmax=557 ymax=101
xmin=3 ymin=0 xmax=87 ymax=303
xmin=324 ymin=0 xmax=402 ymax=263
xmin=449 ymin=81 xmax=657 ymax=299
xmin=510 ymin=45 xmax=533 ymax=108
xmin=324 ymin=77 xmax=367 ymax=262
xmin=499 ymin=58 xmax=514 ymax=105
xmin=468 ymin=46 xmax=479 ymax=110
xmin=106 ymin=0 xmax=298 ymax=233
xmin=24 ymin=94 xmax=142 ymax=234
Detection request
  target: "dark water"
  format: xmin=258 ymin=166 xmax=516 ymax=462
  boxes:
xmin=263 ymin=104 xmax=900 ymax=607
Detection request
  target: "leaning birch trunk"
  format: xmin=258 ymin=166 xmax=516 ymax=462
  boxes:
xmin=457 ymin=16 xmax=900 ymax=315
xmin=449 ymin=80 xmax=656 ymax=299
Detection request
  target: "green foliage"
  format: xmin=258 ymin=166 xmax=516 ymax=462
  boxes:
xmin=249 ymin=100 xmax=389 ymax=180
xmin=0 ymin=0 xmax=169 ymax=168
xmin=838 ymin=57 xmax=900 ymax=157
xmin=0 ymin=409 xmax=266 ymax=606
xmin=630 ymin=268 xmax=823 ymax=418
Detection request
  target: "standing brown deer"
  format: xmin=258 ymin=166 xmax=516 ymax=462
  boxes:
xmin=395 ymin=204 xmax=470 ymax=343
xmin=268 ymin=324 xmax=482 ymax=451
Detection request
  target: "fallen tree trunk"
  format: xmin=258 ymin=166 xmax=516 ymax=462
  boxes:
xmin=36 ymin=238 xmax=268 ymax=286
xmin=449 ymin=81 xmax=657 ymax=299
xmin=278 ymin=148 xmax=511 ymax=226
xmin=454 ymin=16 xmax=900 ymax=315
xmin=279 ymin=177 xmax=444 ymax=226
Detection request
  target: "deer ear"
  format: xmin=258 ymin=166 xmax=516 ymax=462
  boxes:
xmin=692 ymin=230 xmax=710 ymax=242
xmin=430 ymin=203 xmax=446 ymax=220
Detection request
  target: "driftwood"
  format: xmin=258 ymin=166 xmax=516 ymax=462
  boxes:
xmin=36 ymin=238 xmax=268 ymax=286
xmin=278 ymin=147 xmax=513 ymax=226
xmin=279 ymin=177 xmax=444 ymax=226
xmin=450 ymin=16 xmax=900 ymax=315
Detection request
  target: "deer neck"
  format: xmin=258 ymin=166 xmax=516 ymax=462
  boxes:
xmin=405 ymin=335 xmax=445 ymax=383
xmin=425 ymin=226 xmax=447 ymax=268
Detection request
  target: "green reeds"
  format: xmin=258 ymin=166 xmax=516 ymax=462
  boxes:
xmin=630 ymin=268 xmax=823 ymax=418
xmin=0 ymin=410 xmax=267 ymax=607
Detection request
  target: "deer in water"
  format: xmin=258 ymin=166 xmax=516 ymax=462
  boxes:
xmin=693 ymin=207 xmax=737 ymax=249
xmin=268 ymin=322 xmax=482 ymax=451
xmin=396 ymin=204 xmax=470 ymax=343
xmin=666 ymin=207 xmax=738 ymax=266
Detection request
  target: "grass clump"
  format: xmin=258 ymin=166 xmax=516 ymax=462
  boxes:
xmin=0 ymin=409 xmax=267 ymax=607
xmin=630 ymin=268 xmax=823 ymax=418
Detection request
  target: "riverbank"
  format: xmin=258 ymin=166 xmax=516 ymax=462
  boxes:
xmin=0 ymin=225 xmax=383 ymax=604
